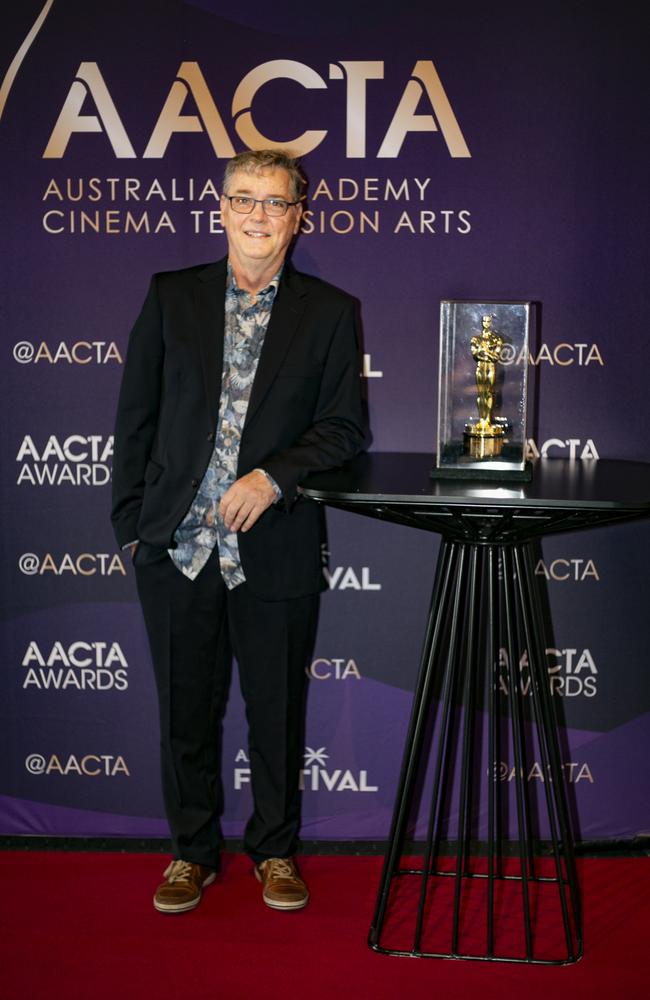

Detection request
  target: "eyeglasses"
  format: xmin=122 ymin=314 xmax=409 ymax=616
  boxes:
xmin=223 ymin=195 xmax=301 ymax=218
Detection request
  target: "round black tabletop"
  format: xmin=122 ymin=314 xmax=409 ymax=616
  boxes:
xmin=299 ymin=453 xmax=650 ymax=542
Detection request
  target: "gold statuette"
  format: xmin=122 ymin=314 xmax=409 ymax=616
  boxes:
xmin=464 ymin=314 xmax=505 ymax=459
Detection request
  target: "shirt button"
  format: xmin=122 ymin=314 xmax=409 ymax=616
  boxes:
xmin=191 ymin=478 xmax=199 ymax=488
xmin=207 ymin=432 xmax=215 ymax=442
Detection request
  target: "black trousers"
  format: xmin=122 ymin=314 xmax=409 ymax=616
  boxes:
xmin=134 ymin=542 xmax=318 ymax=869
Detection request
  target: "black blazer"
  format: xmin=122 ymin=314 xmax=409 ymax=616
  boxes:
xmin=111 ymin=257 xmax=365 ymax=599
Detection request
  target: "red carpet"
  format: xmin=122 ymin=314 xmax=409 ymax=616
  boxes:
xmin=2 ymin=852 xmax=648 ymax=1000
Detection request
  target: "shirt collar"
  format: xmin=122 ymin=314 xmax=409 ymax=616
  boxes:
xmin=226 ymin=261 xmax=282 ymax=299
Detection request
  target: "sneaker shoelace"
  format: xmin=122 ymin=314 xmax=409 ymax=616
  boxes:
xmin=166 ymin=860 xmax=195 ymax=883
xmin=265 ymin=858 xmax=296 ymax=880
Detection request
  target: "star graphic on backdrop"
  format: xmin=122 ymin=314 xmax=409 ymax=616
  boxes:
xmin=304 ymin=746 xmax=329 ymax=766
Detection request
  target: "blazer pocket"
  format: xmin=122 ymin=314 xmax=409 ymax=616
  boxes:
xmin=144 ymin=459 xmax=164 ymax=484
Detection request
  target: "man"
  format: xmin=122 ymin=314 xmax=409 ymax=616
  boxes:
xmin=111 ymin=149 xmax=365 ymax=915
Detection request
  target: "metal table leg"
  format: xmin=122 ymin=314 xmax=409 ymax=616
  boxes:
xmin=369 ymin=538 xmax=582 ymax=963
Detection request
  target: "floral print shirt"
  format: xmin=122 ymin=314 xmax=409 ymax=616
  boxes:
xmin=169 ymin=263 xmax=280 ymax=585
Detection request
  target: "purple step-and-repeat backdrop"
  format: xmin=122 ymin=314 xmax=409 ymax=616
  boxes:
xmin=1 ymin=0 xmax=648 ymax=842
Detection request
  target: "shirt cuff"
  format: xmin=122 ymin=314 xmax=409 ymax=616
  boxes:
xmin=253 ymin=468 xmax=282 ymax=499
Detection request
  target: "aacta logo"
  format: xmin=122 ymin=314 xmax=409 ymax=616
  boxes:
xmin=499 ymin=647 xmax=598 ymax=698
xmin=500 ymin=343 xmax=603 ymax=367
xmin=307 ymin=658 xmax=362 ymax=680
xmin=525 ymin=438 xmax=599 ymax=460
xmin=25 ymin=752 xmax=129 ymax=777
xmin=12 ymin=339 xmax=122 ymax=365
xmin=19 ymin=552 xmax=126 ymax=577
xmin=21 ymin=640 xmax=129 ymax=691
xmin=43 ymin=60 xmax=470 ymax=160
xmin=22 ymin=640 xmax=127 ymax=668
xmin=493 ymin=760 xmax=594 ymax=785
xmin=16 ymin=434 xmax=113 ymax=486
xmin=535 ymin=558 xmax=599 ymax=582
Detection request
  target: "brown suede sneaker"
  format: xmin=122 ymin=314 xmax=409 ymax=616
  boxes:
xmin=255 ymin=857 xmax=309 ymax=911
xmin=153 ymin=860 xmax=217 ymax=914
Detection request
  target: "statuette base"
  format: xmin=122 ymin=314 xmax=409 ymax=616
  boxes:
xmin=464 ymin=427 xmax=505 ymax=459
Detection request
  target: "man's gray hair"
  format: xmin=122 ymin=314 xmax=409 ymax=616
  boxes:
xmin=222 ymin=149 xmax=306 ymax=202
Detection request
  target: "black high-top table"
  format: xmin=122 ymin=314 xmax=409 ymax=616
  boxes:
xmin=300 ymin=453 xmax=650 ymax=964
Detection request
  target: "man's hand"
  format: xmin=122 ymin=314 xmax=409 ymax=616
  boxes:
xmin=219 ymin=470 xmax=276 ymax=532
xmin=129 ymin=541 xmax=139 ymax=560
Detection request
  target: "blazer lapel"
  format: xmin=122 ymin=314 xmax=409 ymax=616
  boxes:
xmin=194 ymin=259 xmax=227 ymax=430
xmin=244 ymin=265 xmax=306 ymax=429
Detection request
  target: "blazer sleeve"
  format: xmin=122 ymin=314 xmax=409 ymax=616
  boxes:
xmin=110 ymin=275 xmax=164 ymax=547
xmin=261 ymin=297 xmax=366 ymax=504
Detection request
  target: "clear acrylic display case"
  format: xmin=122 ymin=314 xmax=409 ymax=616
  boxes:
xmin=434 ymin=300 xmax=533 ymax=481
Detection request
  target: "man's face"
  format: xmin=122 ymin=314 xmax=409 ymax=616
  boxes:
xmin=221 ymin=167 xmax=302 ymax=274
